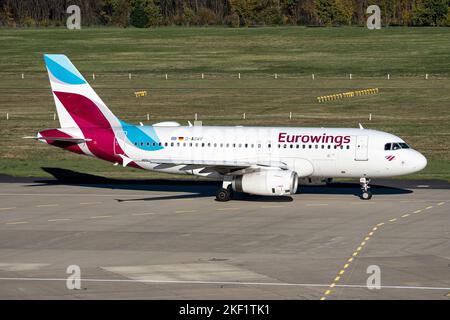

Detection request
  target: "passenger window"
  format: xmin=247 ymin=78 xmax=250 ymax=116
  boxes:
xmin=384 ymin=143 xmax=391 ymax=151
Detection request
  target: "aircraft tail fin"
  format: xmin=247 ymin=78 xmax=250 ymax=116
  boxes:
xmin=44 ymin=54 xmax=121 ymax=129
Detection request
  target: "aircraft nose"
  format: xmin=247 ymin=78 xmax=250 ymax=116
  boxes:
xmin=413 ymin=151 xmax=427 ymax=172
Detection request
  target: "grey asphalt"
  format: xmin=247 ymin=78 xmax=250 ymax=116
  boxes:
xmin=0 ymin=174 xmax=449 ymax=299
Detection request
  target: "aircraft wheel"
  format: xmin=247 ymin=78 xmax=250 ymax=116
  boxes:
xmin=361 ymin=191 xmax=372 ymax=200
xmin=216 ymin=188 xmax=232 ymax=202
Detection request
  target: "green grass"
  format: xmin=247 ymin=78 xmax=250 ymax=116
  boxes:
xmin=0 ymin=26 xmax=449 ymax=180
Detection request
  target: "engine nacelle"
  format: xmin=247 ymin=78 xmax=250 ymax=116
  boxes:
xmin=232 ymin=170 xmax=298 ymax=196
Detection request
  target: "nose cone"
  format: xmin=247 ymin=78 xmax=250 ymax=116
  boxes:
xmin=412 ymin=151 xmax=427 ymax=173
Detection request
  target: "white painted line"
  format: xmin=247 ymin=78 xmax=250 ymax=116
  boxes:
xmin=131 ymin=213 xmax=155 ymax=216
xmin=89 ymin=215 xmax=112 ymax=219
xmin=5 ymin=221 xmax=28 ymax=225
xmin=36 ymin=204 xmax=58 ymax=207
xmin=414 ymin=210 xmax=422 ymax=214
xmin=0 ymin=193 xmax=174 ymax=198
xmin=48 ymin=219 xmax=71 ymax=222
xmin=416 ymin=185 xmax=429 ymax=188
xmin=0 ymin=277 xmax=448 ymax=291
xmin=0 ymin=207 xmax=16 ymax=211
xmin=175 ymin=210 xmax=197 ymax=214
xmin=260 ymin=205 xmax=285 ymax=209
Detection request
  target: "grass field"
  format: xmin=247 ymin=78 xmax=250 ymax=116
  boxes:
xmin=0 ymin=26 xmax=449 ymax=181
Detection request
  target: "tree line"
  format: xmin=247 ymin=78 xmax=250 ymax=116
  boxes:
xmin=1 ymin=0 xmax=449 ymax=28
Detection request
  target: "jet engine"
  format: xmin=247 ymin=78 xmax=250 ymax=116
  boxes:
xmin=232 ymin=170 xmax=298 ymax=196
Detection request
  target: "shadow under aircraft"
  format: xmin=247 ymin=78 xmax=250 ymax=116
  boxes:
xmin=22 ymin=167 xmax=416 ymax=202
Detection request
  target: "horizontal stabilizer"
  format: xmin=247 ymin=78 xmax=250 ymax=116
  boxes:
xmin=24 ymin=136 xmax=91 ymax=143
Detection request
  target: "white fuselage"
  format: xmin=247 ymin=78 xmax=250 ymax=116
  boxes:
xmin=114 ymin=125 xmax=427 ymax=180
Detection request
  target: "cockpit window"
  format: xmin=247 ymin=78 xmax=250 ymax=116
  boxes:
xmin=385 ymin=142 xmax=411 ymax=150
xmin=399 ymin=143 xmax=410 ymax=149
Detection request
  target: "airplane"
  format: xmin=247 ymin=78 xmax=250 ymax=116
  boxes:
xmin=29 ymin=54 xmax=427 ymax=201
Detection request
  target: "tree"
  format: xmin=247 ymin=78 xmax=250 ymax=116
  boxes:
xmin=314 ymin=0 xmax=335 ymax=26
xmin=334 ymin=0 xmax=354 ymax=25
xmin=112 ymin=0 xmax=132 ymax=27
xmin=130 ymin=0 xmax=149 ymax=27
xmin=145 ymin=0 xmax=163 ymax=26
xmin=426 ymin=0 xmax=448 ymax=25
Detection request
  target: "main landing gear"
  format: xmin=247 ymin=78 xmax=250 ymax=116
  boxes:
xmin=360 ymin=177 xmax=372 ymax=200
xmin=216 ymin=177 xmax=233 ymax=202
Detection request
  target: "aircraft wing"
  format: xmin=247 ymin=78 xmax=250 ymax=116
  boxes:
xmin=141 ymin=158 xmax=288 ymax=174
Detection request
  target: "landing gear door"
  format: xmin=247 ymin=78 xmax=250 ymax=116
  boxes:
xmin=114 ymin=131 xmax=127 ymax=155
xmin=355 ymin=135 xmax=369 ymax=161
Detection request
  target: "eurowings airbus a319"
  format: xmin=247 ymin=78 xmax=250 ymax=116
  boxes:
xmin=30 ymin=55 xmax=427 ymax=201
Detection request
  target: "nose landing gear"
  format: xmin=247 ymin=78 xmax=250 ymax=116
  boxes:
xmin=360 ymin=177 xmax=372 ymax=200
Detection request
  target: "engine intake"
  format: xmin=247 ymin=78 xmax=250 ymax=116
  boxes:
xmin=232 ymin=170 xmax=298 ymax=196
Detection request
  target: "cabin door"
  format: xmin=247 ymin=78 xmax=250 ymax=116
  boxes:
xmin=355 ymin=135 xmax=369 ymax=161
